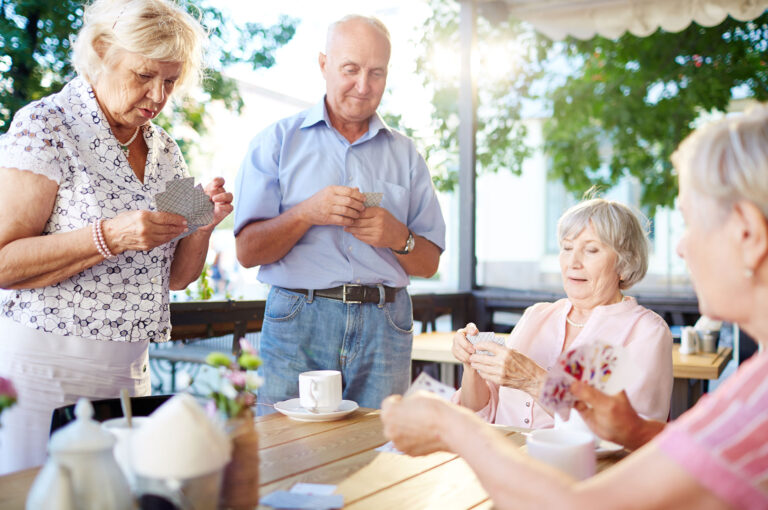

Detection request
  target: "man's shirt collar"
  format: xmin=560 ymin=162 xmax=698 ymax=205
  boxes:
xmin=301 ymin=96 xmax=392 ymax=142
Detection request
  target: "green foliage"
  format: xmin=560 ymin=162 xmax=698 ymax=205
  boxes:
xmin=545 ymin=14 xmax=768 ymax=210
xmin=418 ymin=0 xmax=549 ymax=193
xmin=184 ymin=262 xmax=214 ymax=300
xmin=419 ymin=1 xmax=768 ymax=209
xmin=0 ymin=0 xmax=297 ymax=166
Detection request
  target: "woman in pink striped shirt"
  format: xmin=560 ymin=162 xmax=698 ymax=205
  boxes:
xmin=382 ymin=103 xmax=768 ymax=510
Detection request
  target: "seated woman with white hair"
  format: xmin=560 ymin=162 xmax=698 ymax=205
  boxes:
xmin=451 ymin=198 xmax=673 ymax=427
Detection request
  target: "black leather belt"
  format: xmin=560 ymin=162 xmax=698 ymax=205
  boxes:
xmin=287 ymin=284 xmax=399 ymax=304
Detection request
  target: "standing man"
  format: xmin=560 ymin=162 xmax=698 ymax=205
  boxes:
xmin=234 ymin=15 xmax=445 ymax=410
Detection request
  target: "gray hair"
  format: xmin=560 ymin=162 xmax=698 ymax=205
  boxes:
xmin=71 ymin=0 xmax=207 ymax=94
xmin=326 ymin=14 xmax=391 ymax=53
xmin=558 ymin=198 xmax=650 ymax=290
xmin=672 ymin=103 xmax=768 ymax=221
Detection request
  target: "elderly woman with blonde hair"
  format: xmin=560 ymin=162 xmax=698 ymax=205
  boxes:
xmin=0 ymin=0 xmax=232 ymax=473
xmin=383 ymin=104 xmax=768 ymax=509
xmin=451 ymin=198 xmax=673 ymax=428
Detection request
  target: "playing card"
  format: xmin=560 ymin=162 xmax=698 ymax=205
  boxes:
xmin=539 ymin=343 xmax=635 ymax=420
xmin=375 ymin=441 xmax=404 ymax=454
xmin=362 ymin=191 xmax=383 ymax=207
xmin=260 ymin=491 xmax=343 ymax=509
xmin=466 ymin=331 xmax=506 ymax=355
xmin=154 ymin=177 xmax=214 ymax=242
xmin=290 ymin=483 xmax=337 ymax=496
xmin=405 ymin=372 xmax=456 ymax=401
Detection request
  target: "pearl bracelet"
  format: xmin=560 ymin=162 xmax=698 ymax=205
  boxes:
xmin=91 ymin=219 xmax=116 ymax=260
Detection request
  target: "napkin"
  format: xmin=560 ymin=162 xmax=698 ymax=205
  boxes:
xmin=130 ymin=394 xmax=230 ymax=479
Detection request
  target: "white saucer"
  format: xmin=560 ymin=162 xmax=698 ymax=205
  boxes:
xmin=273 ymin=399 xmax=359 ymax=422
xmin=595 ymin=439 xmax=623 ymax=458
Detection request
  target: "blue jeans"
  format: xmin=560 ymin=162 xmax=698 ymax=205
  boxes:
xmin=257 ymin=286 xmax=413 ymax=411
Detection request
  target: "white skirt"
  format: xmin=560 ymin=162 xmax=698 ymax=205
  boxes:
xmin=0 ymin=318 xmax=150 ymax=474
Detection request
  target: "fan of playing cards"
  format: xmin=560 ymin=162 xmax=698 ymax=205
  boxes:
xmin=539 ymin=343 xmax=637 ymax=420
xmin=466 ymin=331 xmax=507 ymax=355
xmin=154 ymin=177 xmax=214 ymax=241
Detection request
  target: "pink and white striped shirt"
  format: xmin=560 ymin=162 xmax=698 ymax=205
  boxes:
xmin=657 ymin=351 xmax=768 ymax=510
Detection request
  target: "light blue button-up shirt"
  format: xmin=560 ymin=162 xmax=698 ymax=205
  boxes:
xmin=234 ymin=98 xmax=446 ymax=289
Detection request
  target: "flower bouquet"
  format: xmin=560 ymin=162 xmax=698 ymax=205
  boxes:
xmin=205 ymin=339 xmax=262 ymax=510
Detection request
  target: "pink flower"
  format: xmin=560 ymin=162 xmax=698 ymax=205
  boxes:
xmin=239 ymin=338 xmax=257 ymax=356
xmin=226 ymin=371 xmax=247 ymax=387
xmin=0 ymin=377 xmax=16 ymax=399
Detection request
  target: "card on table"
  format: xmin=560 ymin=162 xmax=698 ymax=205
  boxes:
xmin=260 ymin=491 xmax=343 ymax=509
xmin=362 ymin=191 xmax=383 ymax=207
xmin=466 ymin=331 xmax=506 ymax=355
xmin=154 ymin=177 xmax=214 ymax=241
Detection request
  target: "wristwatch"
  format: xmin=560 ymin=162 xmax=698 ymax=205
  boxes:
xmin=393 ymin=231 xmax=415 ymax=255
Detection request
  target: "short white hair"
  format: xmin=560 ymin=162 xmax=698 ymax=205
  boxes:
xmin=71 ymin=0 xmax=207 ymax=94
xmin=558 ymin=198 xmax=650 ymax=290
xmin=326 ymin=14 xmax=391 ymax=53
xmin=672 ymin=103 xmax=768 ymax=221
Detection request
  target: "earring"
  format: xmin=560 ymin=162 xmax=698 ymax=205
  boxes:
xmin=745 ymin=267 xmax=754 ymax=279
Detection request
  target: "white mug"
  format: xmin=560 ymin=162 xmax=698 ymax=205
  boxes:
xmin=299 ymin=370 xmax=342 ymax=412
xmin=526 ymin=429 xmax=596 ymax=480
xmin=102 ymin=416 xmax=149 ymax=489
xmin=680 ymin=326 xmax=699 ymax=354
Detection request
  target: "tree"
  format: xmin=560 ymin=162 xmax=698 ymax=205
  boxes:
xmin=419 ymin=0 xmax=768 ymax=210
xmin=0 ymin=0 xmax=297 ymax=159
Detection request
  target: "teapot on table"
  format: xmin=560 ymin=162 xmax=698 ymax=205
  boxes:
xmin=26 ymin=398 xmax=133 ymax=510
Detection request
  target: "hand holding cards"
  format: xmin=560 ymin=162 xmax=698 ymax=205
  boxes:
xmin=466 ymin=331 xmax=506 ymax=355
xmin=154 ymin=177 xmax=214 ymax=241
xmin=539 ymin=343 xmax=637 ymax=420
xmin=362 ymin=191 xmax=383 ymax=207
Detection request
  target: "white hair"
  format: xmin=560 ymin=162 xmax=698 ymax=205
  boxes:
xmin=558 ymin=198 xmax=650 ymax=290
xmin=71 ymin=0 xmax=207 ymax=94
xmin=672 ymin=103 xmax=768 ymax=221
xmin=325 ymin=14 xmax=391 ymax=53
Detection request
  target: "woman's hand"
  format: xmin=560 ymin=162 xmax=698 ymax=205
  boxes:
xmin=381 ymin=392 xmax=453 ymax=456
xmin=570 ymin=381 xmax=664 ymax=451
xmin=452 ymin=323 xmax=479 ymax=364
xmin=469 ymin=344 xmax=547 ymax=397
xmin=103 ymin=210 xmax=188 ymax=253
xmin=198 ymin=177 xmax=234 ymax=234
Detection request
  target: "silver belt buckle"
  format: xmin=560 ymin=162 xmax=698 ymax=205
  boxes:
xmin=342 ymin=284 xmax=363 ymax=304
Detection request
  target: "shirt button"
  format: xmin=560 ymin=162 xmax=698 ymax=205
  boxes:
xmin=525 ymin=401 xmax=531 ymax=407
xmin=524 ymin=418 xmax=530 ymax=424
xmin=150 ymin=277 xmax=159 ymax=284
xmin=348 ymin=246 xmax=353 ymax=251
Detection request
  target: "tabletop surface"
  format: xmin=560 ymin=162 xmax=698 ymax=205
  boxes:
xmin=0 ymin=408 xmax=625 ymax=510
xmin=413 ymin=331 xmax=733 ymax=380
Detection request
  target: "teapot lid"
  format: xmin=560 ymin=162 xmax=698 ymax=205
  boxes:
xmin=49 ymin=399 xmax=116 ymax=454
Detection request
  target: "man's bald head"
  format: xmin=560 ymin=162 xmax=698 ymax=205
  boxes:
xmin=325 ymin=15 xmax=391 ymax=58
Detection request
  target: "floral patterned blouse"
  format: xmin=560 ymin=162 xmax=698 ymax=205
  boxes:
xmin=0 ymin=77 xmax=188 ymax=343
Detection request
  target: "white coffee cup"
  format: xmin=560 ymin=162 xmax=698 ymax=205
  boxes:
xmin=526 ymin=429 xmax=596 ymax=480
xmin=299 ymin=370 xmax=342 ymax=413
xmin=102 ymin=416 xmax=149 ymax=488
xmin=680 ymin=326 xmax=699 ymax=354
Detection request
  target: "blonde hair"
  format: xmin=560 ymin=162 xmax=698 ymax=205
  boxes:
xmin=558 ymin=198 xmax=650 ymax=290
xmin=71 ymin=0 xmax=207 ymax=94
xmin=672 ymin=103 xmax=768 ymax=220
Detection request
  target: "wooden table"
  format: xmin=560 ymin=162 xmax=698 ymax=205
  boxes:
xmin=0 ymin=408 xmax=624 ymax=510
xmin=670 ymin=344 xmax=732 ymax=419
xmin=412 ymin=332 xmax=733 ymax=419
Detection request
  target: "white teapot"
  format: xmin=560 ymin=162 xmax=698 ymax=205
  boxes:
xmin=26 ymin=398 xmax=134 ymax=510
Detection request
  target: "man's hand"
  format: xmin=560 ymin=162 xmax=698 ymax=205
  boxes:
xmin=470 ymin=344 xmax=547 ymax=397
xmin=297 ymin=186 xmax=366 ymax=227
xmin=344 ymin=206 xmax=408 ymax=249
xmin=571 ymin=381 xmax=664 ymax=451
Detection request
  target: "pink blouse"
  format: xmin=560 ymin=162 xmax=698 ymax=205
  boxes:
xmin=453 ymin=297 xmax=673 ymax=428
xmin=656 ymin=352 xmax=768 ymax=510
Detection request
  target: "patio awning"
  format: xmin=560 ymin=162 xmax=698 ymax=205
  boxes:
xmin=495 ymin=0 xmax=768 ymax=40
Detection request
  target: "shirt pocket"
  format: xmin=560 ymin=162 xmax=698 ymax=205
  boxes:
xmin=376 ymin=179 xmax=409 ymax=225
